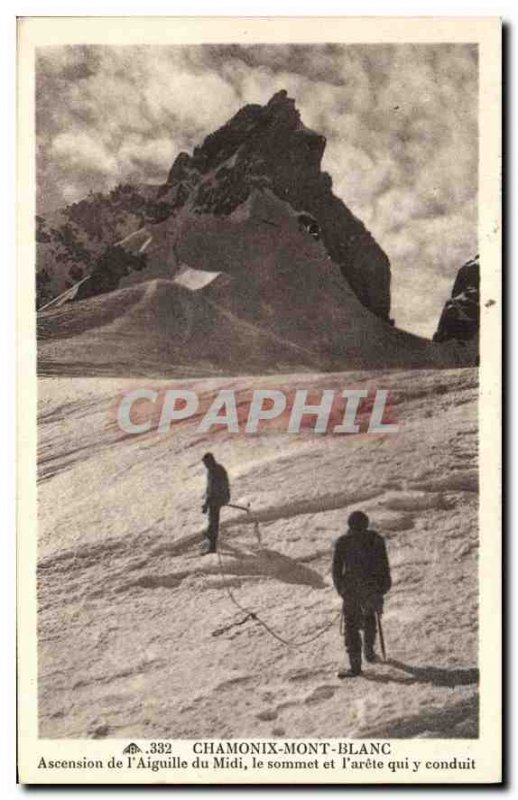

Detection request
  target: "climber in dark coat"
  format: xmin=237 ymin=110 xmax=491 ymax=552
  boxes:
xmin=201 ymin=453 xmax=230 ymax=554
xmin=332 ymin=510 xmax=392 ymax=676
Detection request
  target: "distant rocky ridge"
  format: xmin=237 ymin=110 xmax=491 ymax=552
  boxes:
xmin=36 ymin=184 xmax=169 ymax=308
xmin=433 ymin=256 xmax=479 ymax=343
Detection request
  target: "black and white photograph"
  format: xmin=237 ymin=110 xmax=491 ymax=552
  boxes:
xmin=16 ymin=15 xmax=502 ymax=785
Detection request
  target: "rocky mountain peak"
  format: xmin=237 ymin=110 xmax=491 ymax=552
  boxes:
xmin=37 ymin=90 xmax=479 ymax=373
xmin=37 ymin=92 xmax=396 ymax=324
xmin=160 ymin=92 xmax=391 ymax=319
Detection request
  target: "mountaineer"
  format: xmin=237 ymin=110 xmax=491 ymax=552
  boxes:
xmin=332 ymin=510 xmax=392 ymax=677
xmin=201 ymin=453 xmax=230 ymax=554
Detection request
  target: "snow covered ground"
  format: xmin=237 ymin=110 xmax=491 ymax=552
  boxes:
xmin=37 ymin=191 xmax=477 ymax=378
xmin=37 ymin=368 xmax=479 ymax=739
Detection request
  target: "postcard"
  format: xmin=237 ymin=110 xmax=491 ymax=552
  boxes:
xmin=17 ymin=16 xmax=501 ymax=784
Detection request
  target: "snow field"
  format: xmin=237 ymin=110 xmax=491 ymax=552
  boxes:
xmin=37 ymin=368 xmax=478 ymax=739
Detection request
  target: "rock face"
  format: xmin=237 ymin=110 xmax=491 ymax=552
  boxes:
xmin=158 ymin=90 xmax=391 ymax=319
xmin=434 ymin=256 xmax=479 ymax=343
xmin=37 ymin=90 xmax=479 ymax=375
xmin=36 ymin=93 xmax=391 ymax=318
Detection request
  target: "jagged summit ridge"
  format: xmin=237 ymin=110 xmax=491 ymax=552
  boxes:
xmin=165 ymin=91 xmax=323 ymax=184
xmin=37 ymin=90 xmax=479 ymax=374
xmin=159 ymin=90 xmax=391 ymax=320
xmin=37 ymin=91 xmax=391 ymax=320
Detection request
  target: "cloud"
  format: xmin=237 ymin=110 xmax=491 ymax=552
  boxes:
xmin=36 ymin=43 xmax=478 ymax=337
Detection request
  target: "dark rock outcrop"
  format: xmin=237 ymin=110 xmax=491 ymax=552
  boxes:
xmin=75 ymin=245 xmax=148 ymax=301
xmin=433 ymin=255 xmax=479 ymax=343
xmin=158 ymin=90 xmax=391 ymax=319
xmin=35 ymin=184 xmax=166 ymax=308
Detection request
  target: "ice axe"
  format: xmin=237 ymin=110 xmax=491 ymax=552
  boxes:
xmin=227 ymin=502 xmax=251 ymax=513
xmin=376 ymin=611 xmax=387 ymax=662
xmin=226 ymin=502 xmax=261 ymax=545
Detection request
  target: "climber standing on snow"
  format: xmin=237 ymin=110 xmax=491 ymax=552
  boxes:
xmin=332 ymin=510 xmax=392 ymax=677
xmin=201 ymin=453 xmax=230 ymax=555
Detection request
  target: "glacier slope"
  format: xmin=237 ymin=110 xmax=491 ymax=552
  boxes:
xmin=37 ymin=368 xmax=478 ymax=739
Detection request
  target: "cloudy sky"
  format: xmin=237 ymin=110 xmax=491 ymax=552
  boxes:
xmin=36 ymin=43 xmax=478 ymax=337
